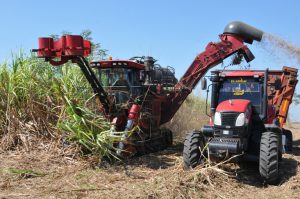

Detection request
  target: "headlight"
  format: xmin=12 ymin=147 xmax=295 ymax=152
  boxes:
xmin=235 ymin=113 xmax=246 ymax=126
xmin=214 ymin=112 xmax=222 ymax=126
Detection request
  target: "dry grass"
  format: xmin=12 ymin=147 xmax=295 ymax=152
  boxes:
xmin=0 ymin=114 xmax=299 ymax=199
xmin=1 ymin=133 xmax=299 ymax=199
xmin=165 ymin=93 xmax=209 ymax=140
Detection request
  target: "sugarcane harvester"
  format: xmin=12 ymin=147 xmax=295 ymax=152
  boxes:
xmin=33 ymin=21 xmax=264 ymax=157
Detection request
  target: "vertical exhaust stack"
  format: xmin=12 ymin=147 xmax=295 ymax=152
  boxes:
xmin=223 ymin=21 xmax=264 ymax=44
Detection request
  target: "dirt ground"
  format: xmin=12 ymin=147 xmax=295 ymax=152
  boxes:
xmin=1 ymin=124 xmax=300 ymax=199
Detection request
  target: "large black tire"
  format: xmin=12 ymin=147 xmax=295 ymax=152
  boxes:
xmin=259 ymin=131 xmax=279 ymax=184
xmin=283 ymin=129 xmax=293 ymax=152
xmin=183 ymin=131 xmax=206 ymax=169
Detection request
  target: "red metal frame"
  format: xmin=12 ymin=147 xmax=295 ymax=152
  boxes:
xmin=220 ymin=71 xmax=264 ymax=77
xmin=271 ymin=67 xmax=298 ymax=127
xmin=160 ymin=34 xmax=255 ymax=124
xmin=91 ymin=60 xmax=145 ymax=70
xmin=33 ymin=35 xmax=91 ymax=65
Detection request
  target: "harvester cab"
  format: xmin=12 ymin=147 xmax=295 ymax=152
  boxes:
xmin=91 ymin=59 xmax=142 ymax=108
xmin=184 ymin=67 xmax=298 ymax=184
xmin=90 ymin=56 xmax=177 ymax=108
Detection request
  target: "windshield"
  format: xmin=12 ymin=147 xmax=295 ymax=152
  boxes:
xmin=98 ymin=68 xmax=130 ymax=87
xmin=97 ymin=68 xmax=142 ymax=97
xmin=218 ymin=77 xmax=263 ymax=112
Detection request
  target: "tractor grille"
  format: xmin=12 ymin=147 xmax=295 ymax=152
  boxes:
xmin=221 ymin=112 xmax=239 ymax=126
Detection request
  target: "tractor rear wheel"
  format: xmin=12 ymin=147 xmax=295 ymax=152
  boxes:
xmin=183 ymin=131 xmax=206 ymax=169
xmin=259 ymin=131 xmax=279 ymax=185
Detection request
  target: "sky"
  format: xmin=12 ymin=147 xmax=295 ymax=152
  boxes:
xmin=0 ymin=0 xmax=300 ymax=121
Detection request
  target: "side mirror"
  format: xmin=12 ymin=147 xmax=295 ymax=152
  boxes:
xmin=274 ymin=79 xmax=282 ymax=90
xmin=201 ymin=78 xmax=207 ymax=90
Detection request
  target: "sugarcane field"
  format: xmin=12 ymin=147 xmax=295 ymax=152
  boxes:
xmin=1 ymin=1 xmax=300 ymax=199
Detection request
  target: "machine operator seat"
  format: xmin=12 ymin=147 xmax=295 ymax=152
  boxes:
xmin=111 ymin=76 xmax=130 ymax=105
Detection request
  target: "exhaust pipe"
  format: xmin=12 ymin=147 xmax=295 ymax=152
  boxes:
xmin=223 ymin=21 xmax=264 ymax=44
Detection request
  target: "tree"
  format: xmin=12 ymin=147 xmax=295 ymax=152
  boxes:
xmin=49 ymin=30 xmax=107 ymax=60
xmin=80 ymin=29 xmax=107 ymax=60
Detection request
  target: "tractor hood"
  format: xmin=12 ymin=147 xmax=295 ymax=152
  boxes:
xmin=216 ymin=99 xmax=251 ymax=113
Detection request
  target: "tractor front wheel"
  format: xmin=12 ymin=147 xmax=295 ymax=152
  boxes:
xmin=183 ymin=131 xmax=206 ymax=169
xmin=259 ymin=131 xmax=279 ymax=185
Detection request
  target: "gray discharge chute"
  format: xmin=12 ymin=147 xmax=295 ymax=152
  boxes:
xmin=224 ymin=21 xmax=264 ymax=44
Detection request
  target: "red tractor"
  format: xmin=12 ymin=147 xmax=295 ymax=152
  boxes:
xmin=33 ymin=22 xmax=267 ymax=158
xmin=183 ymin=65 xmax=298 ymax=184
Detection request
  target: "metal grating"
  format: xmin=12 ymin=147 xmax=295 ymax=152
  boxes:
xmin=221 ymin=112 xmax=238 ymax=126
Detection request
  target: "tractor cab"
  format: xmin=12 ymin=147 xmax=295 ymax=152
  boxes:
xmin=216 ymin=71 xmax=266 ymax=118
xmin=201 ymin=70 xmax=268 ymax=158
xmin=202 ymin=70 xmax=269 ymax=126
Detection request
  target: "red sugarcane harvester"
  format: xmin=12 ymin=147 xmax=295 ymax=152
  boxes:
xmin=33 ymin=22 xmax=297 ymax=183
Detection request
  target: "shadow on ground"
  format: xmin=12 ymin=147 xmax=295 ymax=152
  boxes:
xmin=98 ymin=142 xmax=184 ymax=172
xmin=227 ymin=157 xmax=298 ymax=187
xmin=123 ymin=143 xmax=184 ymax=169
xmin=224 ymin=138 xmax=300 ymax=187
